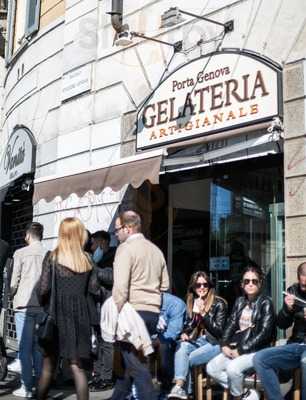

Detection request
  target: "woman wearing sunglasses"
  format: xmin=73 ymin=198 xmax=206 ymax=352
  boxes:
xmin=207 ymin=266 xmax=275 ymax=400
xmin=168 ymin=271 xmax=227 ymax=399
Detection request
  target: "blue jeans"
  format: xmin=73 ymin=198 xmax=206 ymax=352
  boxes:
xmin=254 ymin=343 xmax=306 ymax=400
xmin=112 ymin=311 xmax=159 ymax=400
xmin=15 ymin=311 xmax=43 ymax=391
xmin=206 ymin=352 xmax=255 ymax=396
xmin=174 ymin=336 xmax=220 ymax=391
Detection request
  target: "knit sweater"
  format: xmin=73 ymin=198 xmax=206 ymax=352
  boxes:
xmin=112 ymin=233 xmax=169 ymax=313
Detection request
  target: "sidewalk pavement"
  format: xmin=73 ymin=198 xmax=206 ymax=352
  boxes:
xmin=0 ymin=372 xmax=113 ymax=399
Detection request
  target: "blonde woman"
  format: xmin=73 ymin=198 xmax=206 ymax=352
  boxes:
xmin=37 ymin=218 xmax=99 ymax=400
xmin=168 ymin=271 xmax=227 ymax=399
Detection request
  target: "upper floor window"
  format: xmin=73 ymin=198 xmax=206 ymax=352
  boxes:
xmin=0 ymin=1 xmax=8 ymax=10
xmin=5 ymin=0 xmax=40 ymax=64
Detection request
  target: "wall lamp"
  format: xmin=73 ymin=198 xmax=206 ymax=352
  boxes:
xmin=115 ymin=30 xmax=183 ymax=52
xmin=113 ymin=6 xmax=233 ymax=49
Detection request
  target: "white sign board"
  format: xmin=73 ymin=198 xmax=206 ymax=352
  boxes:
xmin=0 ymin=127 xmax=35 ymax=189
xmin=61 ymin=64 xmax=92 ymax=101
xmin=137 ymin=50 xmax=281 ymax=150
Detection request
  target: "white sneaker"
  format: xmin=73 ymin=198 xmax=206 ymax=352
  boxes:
xmin=13 ymin=385 xmax=33 ymax=398
xmin=168 ymin=385 xmax=188 ymax=399
xmin=8 ymin=359 xmax=21 ymax=373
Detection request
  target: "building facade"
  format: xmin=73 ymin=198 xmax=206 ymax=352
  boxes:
xmin=1 ymin=0 xmax=306 ymax=314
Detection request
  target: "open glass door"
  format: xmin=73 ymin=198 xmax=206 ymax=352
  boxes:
xmin=167 ymin=158 xmax=284 ymax=308
xmin=209 ymin=169 xmax=284 ymax=309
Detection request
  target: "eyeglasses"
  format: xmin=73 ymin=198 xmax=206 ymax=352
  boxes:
xmin=242 ymin=278 xmax=259 ymax=286
xmin=194 ymin=282 xmax=209 ymax=289
xmin=114 ymin=225 xmax=124 ymax=233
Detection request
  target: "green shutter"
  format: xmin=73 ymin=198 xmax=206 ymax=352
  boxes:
xmin=25 ymin=0 xmax=40 ymax=37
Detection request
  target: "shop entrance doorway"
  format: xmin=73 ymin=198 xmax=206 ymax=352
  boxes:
xmin=167 ymin=157 xmax=284 ymax=309
xmin=169 ymin=180 xmax=211 ymax=299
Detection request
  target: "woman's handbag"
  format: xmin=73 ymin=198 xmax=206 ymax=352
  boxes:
xmin=36 ymin=257 xmax=57 ymax=348
xmin=229 ymin=326 xmax=253 ymax=349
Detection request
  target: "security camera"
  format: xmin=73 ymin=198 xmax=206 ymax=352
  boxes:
xmin=115 ymin=30 xmax=134 ymax=46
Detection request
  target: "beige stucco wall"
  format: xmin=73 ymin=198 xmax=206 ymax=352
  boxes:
xmin=40 ymin=0 xmax=65 ymax=30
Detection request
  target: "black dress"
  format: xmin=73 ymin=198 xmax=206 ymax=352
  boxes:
xmin=38 ymin=253 xmax=99 ymax=360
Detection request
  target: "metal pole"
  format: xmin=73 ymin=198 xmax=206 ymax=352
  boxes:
xmin=132 ymin=32 xmax=176 ymax=49
xmin=178 ymin=9 xmax=234 ymax=33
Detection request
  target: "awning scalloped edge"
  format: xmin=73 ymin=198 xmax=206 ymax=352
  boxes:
xmin=33 ymin=155 xmax=162 ymax=204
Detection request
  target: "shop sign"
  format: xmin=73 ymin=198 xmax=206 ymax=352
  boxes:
xmin=0 ymin=126 xmax=36 ymax=189
xmin=136 ymin=50 xmax=282 ymax=150
xmin=61 ymin=64 xmax=92 ymax=101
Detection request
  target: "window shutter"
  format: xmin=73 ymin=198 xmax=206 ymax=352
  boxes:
xmin=25 ymin=0 xmax=40 ymax=37
xmin=5 ymin=0 xmax=16 ymax=64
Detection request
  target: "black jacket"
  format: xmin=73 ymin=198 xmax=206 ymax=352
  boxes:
xmin=96 ymin=247 xmax=116 ymax=302
xmin=97 ymin=247 xmax=116 ymax=270
xmin=277 ymin=283 xmax=306 ymax=343
xmin=184 ymin=297 xmax=227 ymax=344
xmin=221 ymin=294 xmax=275 ymax=354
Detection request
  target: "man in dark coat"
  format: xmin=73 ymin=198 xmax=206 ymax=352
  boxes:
xmin=90 ymin=230 xmax=116 ymax=392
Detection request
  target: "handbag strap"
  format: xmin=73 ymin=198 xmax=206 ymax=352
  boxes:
xmin=49 ymin=255 xmax=56 ymax=317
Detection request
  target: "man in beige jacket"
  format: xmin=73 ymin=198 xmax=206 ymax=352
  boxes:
xmin=112 ymin=210 xmax=169 ymax=400
xmin=10 ymin=222 xmax=47 ymax=398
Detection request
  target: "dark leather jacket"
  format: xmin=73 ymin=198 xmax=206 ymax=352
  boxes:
xmin=221 ymin=294 xmax=275 ymax=354
xmin=183 ymin=296 xmax=227 ymax=344
xmin=277 ymin=283 xmax=306 ymax=343
xmin=97 ymin=247 xmax=116 ymax=269
xmin=96 ymin=247 xmax=116 ymax=302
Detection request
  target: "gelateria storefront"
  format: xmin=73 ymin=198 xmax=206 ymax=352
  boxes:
xmin=137 ymin=49 xmax=284 ymax=311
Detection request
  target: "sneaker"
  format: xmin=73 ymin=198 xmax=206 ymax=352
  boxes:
xmin=8 ymin=359 xmax=21 ymax=373
xmin=12 ymin=385 xmax=33 ymax=398
xmin=168 ymin=385 xmax=188 ymax=399
xmin=89 ymin=379 xmax=114 ymax=392
xmin=241 ymin=389 xmax=260 ymax=400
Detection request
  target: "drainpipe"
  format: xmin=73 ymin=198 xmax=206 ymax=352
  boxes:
xmin=110 ymin=0 xmax=124 ymax=33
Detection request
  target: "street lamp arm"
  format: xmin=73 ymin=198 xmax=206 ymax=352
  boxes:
xmin=178 ymin=9 xmax=234 ymax=33
xmin=131 ymin=32 xmax=183 ymax=52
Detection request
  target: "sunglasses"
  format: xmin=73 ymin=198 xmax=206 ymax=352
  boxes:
xmin=194 ymin=282 xmax=209 ymax=289
xmin=242 ymin=278 xmax=259 ymax=286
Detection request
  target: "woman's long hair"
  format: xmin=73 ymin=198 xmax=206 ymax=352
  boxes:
xmin=52 ymin=217 xmax=92 ymax=273
xmin=186 ymin=271 xmax=215 ymax=318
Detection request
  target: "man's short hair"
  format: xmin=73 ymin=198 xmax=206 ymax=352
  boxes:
xmin=297 ymin=262 xmax=306 ymax=277
xmin=119 ymin=211 xmax=142 ymax=232
xmin=92 ymin=230 xmax=110 ymax=243
xmin=26 ymin=222 xmax=43 ymax=241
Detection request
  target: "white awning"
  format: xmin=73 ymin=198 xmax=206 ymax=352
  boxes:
xmin=33 ymin=149 xmax=165 ymax=204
